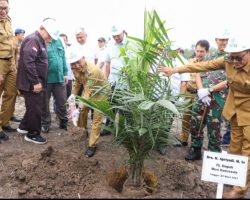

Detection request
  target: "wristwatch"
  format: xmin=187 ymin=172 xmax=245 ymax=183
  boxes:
xmin=209 ymin=87 xmax=214 ymax=93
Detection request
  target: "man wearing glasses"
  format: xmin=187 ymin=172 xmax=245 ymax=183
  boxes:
xmin=159 ymin=36 xmax=250 ymax=199
xmin=0 ymin=0 xmax=18 ymax=142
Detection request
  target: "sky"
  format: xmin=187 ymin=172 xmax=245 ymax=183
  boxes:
xmin=9 ymin=0 xmax=249 ymax=49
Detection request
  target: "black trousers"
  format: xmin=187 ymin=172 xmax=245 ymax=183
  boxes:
xmin=66 ymin=80 xmax=73 ymax=99
xmin=19 ymin=90 xmax=44 ymax=135
xmin=41 ymin=83 xmax=68 ymax=127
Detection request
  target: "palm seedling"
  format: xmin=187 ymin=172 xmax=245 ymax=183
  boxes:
xmin=77 ymin=9 xmax=190 ymax=188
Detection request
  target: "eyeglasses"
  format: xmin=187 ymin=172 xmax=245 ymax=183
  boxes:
xmin=226 ymin=51 xmax=248 ymax=63
xmin=0 ymin=7 xmax=9 ymax=12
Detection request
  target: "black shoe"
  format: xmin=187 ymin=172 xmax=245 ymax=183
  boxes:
xmin=2 ymin=125 xmax=17 ymax=132
xmin=10 ymin=116 xmax=22 ymax=123
xmin=85 ymin=147 xmax=96 ymax=158
xmin=158 ymin=146 xmax=167 ymax=155
xmin=59 ymin=120 xmax=68 ymax=130
xmin=185 ymin=147 xmax=202 ymax=161
xmin=41 ymin=126 xmax=50 ymax=133
xmin=100 ymin=129 xmax=111 ymax=136
xmin=0 ymin=131 xmax=9 ymax=141
xmin=24 ymin=134 xmax=47 ymax=144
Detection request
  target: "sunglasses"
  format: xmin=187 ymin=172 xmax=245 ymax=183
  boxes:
xmin=226 ymin=51 xmax=248 ymax=62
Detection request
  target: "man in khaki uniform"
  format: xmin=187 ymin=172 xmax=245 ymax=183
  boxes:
xmin=159 ymin=36 xmax=250 ymax=199
xmin=0 ymin=0 xmax=18 ymax=141
xmin=4 ymin=28 xmax=25 ymax=125
xmin=67 ymin=47 xmax=110 ymax=158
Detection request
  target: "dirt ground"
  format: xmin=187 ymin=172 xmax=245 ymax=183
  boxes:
xmin=0 ymin=97 xmax=235 ymax=198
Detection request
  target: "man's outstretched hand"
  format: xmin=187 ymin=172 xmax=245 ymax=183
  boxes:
xmin=158 ymin=66 xmax=176 ymax=76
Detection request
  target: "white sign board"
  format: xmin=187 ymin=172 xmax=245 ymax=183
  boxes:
xmin=201 ymin=151 xmax=248 ymax=187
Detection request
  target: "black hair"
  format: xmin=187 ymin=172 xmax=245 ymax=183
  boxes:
xmin=195 ymin=40 xmax=210 ymax=52
xmin=59 ymin=33 xmax=68 ymax=40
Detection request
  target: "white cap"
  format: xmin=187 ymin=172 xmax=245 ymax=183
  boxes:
xmin=110 ymin=25 xmax=124 ymax=36
xmin=171 ymin=42 xmax=182 ymax=50
xmin=215 ymin=28 xmax=230 ymax=39
xmin=67 ymin=46 xmax=85 ymax=64
xmin=41 ymin=18 xmax=60 ymax=40
xmin=225 ymin=37 xmax=250 ymax=53
xmin=74 ymin=27 xmax=86 ymax=35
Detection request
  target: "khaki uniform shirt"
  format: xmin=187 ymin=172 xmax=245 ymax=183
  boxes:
xmin=73 ymin=61 xmax=110 ymax=101
xmin=177 ymin=57 xmax=250 ymax=126
xmin=0 ymin=17 xmax=16 ymax=74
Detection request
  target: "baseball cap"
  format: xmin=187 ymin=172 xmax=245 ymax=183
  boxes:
xmin=110 ymin=25 xmax=124 ymax=36
xmin=171 ymin=42 xmax=181 ymax=50
xmin=215 ymin=28 xmax=230 ymax=39
xmin=74 ymin=27 xmax=85 ymax=35
xmin=15 ymin=28 xmax=25 ymax=34
xmin=41 ymin=18 xmax=60 ymax=40
xmin=67 ymin=46 xmax=85 ymax=64
xmin=225 ymin=36 xmax=250 ymax=53
xmin=97 ymin=37 xmax=106 ymax=43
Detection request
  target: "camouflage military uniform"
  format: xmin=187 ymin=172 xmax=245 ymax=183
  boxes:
xmin=190 ymin=52 xmax=228 ymax=152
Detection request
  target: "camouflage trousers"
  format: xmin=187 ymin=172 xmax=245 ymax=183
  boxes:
xmin=190 ymin=96 xmax=222 ymax=152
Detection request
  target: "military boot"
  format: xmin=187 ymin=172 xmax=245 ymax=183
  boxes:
xmin=185 ymin=147 xmax=201 ymax=161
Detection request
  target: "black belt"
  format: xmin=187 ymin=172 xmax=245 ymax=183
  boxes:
xmin=0 ymin=57 xmax=12 ymax=60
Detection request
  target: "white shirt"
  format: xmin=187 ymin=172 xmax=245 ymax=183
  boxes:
xmin=59 ymin=37 xmax=75 ymax=81
xmin=95 ymin=46 xmax=108 ymax=73
xmin=159 ymin=54 xmax=190 ymax=96
xmin=65 ymin=50 xmax=75 ymax=81
xmin=105 ymin=37 xmax=126 ymax=84
xmin=75 ymin=42 xmax=95 ymax=64
xmin=170 ymin=55 xmax=190 ymax=95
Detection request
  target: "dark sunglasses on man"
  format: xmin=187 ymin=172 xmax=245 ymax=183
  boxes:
xmin=226 ymin=51 xmax=248 ymax=63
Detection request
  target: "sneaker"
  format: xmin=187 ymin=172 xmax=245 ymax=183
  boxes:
xmin=85 ymin=147 xmax=96 ymax=158
xmin=2 ymin=125 xmax=17 ymax=132
xmin=17 ymin=128 xmax=28 ymax=134
xmin=24 ymin=134 xmax=47 ymax=144
xmin=41 ymin=126 xmax=50 ymax=133
xmin=0 ymin=131 xmax=9 ymax=141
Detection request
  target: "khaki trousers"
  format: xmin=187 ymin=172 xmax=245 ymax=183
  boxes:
xmin=179 ymin=94 xmax=195 ymax=142
xmin=229 ymin=115 xmax=250 ymax=194
xmin=0 ymin=63 xmax=17 ymax=130
xmin=78 ymin=106 xmax=103 ymax=148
